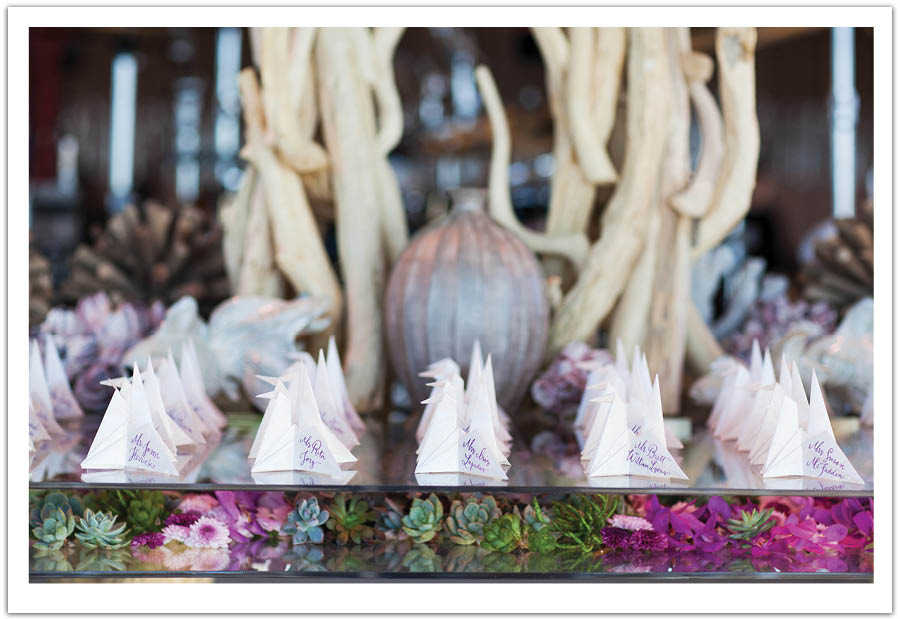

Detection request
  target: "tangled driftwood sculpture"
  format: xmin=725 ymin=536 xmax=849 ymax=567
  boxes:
xmin=220 ymin=27 xmax=408 ymax=411
xmin=476 ymin=27 xmax=759 ymax=412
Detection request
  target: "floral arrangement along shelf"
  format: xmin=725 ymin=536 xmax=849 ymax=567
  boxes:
xmin=30 ymin=489 xmax=873 ymax=580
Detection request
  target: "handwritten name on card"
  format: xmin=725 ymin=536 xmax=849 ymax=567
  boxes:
xmin=127 ymin=433 xmax=162 ymax=470
xmin=806 ymin=440 xmax=850 ymax=480
xmin=626 ymin=439 xmax=674 ymax=477
xmin=460 ymin=437 xmax=492 ymax=474
xmin=297 ymin=434 xmax=326 ymax=471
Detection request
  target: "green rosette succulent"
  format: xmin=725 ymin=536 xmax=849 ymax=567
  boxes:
xmin=522 ymin=498 xmax=552 ymax=532
xmin=401 ymin=545 xmax=442 ymax=573
xmin=401 ymin=493 xmax=443 ymax=544
xmin=481 ymin=513 xmax=526 ymax=553
xmin=74 ymin=509 xmax=129 ymax=549
xmin=31 ymin=506 xmax=76 ymax=550
xmin=74 ymin=547 xmax=129 ymax=572
xmin=445 ymin=496 xmax=501 ymax=545
xmin=283 ymin=497 xmax=329 ymax=545
xmin=376 ymin=498 xmax=408 ymax=541
xmin=527 ymin=526 xmax=558 ymax=553
xmin=326 ymin=494 xmax=376 ymax=544
xmin=85 ymin=490 xmax=168 ymax=535
xmin=31 ymin=548 xmax=73 ymax=572
xmin=727 ymin=508 xmax=776 ymax=541
xmin=30 ymin=491 xmax=83 ymax=529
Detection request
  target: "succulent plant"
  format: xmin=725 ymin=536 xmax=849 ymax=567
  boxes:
xmin=550 ymin=494 xmax=621 ymax=552
xmin=326 ymin=494 xmax=376 ymax=545
xmin=445 ymin=496 xmax=501 ymax=545
xmin=401 ymin=545 xmax=442 ymax=573
xmin=31 ymin=505 xmax=77 ymax=550
xmin=74 ymin=509 xmax=129 ymax=549
xmin=526 ymin=526 xmax=558 ymax=553
xmin=376 ymin=498 xmax=408 ymax=541
xmin=727 ymin=508 xmax=777 ymax=541
xmin=283 ymin=497 xmax=329 ymax=545
xmin=74 ymin=547 xmax=129 ymax=572
xmin=401 ymin=493 xmax=444 ymax=544
xmin=30 ymin=491 xmax=83 ymax=529
xmin=481 ymin=513 xmax=526 ymax=553
xmin=30 ymin=548 xmax=73 ymax=572
xmin=282 ymin=545 xmax=327 ymax=572
xmin=522 ymin=498 xmax=552 ymax=532
xmin=85 ymin=490 xmax=168 ymax=535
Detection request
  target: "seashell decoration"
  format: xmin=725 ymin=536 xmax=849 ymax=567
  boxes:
xmin=384 ymin=188 xmax=549 ymax=412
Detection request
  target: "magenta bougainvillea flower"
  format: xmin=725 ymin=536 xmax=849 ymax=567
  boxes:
xmin=131 ymin=532 xmax=165 ymax=549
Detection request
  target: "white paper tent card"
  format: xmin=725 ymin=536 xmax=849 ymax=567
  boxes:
xmin=80 ymin=387 xmax=129 ymax=470
xmin=158 ymin=351 xmax=211 ymax=444
xmin=313 ymin=351 xmax=359 ymax=449
xmin=416 ymin=358 xmax=461 ymax=442
xmin=762 ymin=371 xmax=864 ymax=484
xmin=326 ymin=336 xmax=366 ymax=435
xmin=43 ymin=334 xmax=83 ymax=419
xmin=414 ymin=392 xmax=508 ymax=481
xmin=250 ymin=365 xmax=357 ymax=474
xmin=29 ymin=340 xmax=64 ymax=435
xmin=29 ymin=399 xmax=51 ymax=446
xmin=143 ymin=359 xmax=197 ymax=450
xmin=582 ymin=378 xmax=688 ymax=481
xmin=124 ymin=366 xmax=180 ymax=475
xmin=180 ymin=340 xmax=227 ymax=433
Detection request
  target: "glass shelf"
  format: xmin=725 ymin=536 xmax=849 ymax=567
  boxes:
xmin=29 ymin=411 xmax=873 ymax=496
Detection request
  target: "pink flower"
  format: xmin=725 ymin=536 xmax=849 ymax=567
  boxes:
xmin=178 ymin=494 xmax=220 ymax=514
xmin=609 ymin=515 xmax=654 ymax=531
xmin=186 ymin=516 xmax=231 ymax=549
xmin=162 ymin=524 xmax=191 ymax=543
xmin=257 ymin=504 xmax=291 ymax=532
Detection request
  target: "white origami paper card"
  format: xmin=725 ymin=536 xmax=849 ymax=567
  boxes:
xmin=762 ymin=371 xmax=864 ymax=484
xmin=583 ymin=378 xmax=688 ymax=481
xmin=314 ymin=351 xmax=359 ymax=449
xmin=415 ymin=386 xmax=508 ymax=480
xmin=417 ymin=378 xmax=464 ymax=458
xmin=734 ymin=349 xmax=776 ymax=450
xmin=124 ymin=367 xmax=180 ymax=475
xmin=416 ymin=360 xmax=462 ymax=442
xmin=43 ymin=334 xmax=83 ymax=419
xmin=326 ymin=336 xmax=366 ymax=435
xmin=80 ymin=387 xmax=128 ymax=470
xmin=251 ymin=365 xmax=357 ymax=474
xmin=479 ymin=357 xmax=512 ymax=454
xmin=159 ymin=351 xmax=210 ymax=444
xmin=143 ymin=359 xmax=196 ymax=450
xmin=180 ymin=340 xmax=227 ymax=433
xmin=30 ymin=340 xmax=64 ymax=435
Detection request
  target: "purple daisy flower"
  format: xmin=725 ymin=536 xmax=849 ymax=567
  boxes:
xmin=186 ymin=516 xmax=231 ymax=549
xmin=600 ymin=527 xmax=630 ymax=549
xmin=629 ymin=529 xmax=668 ymax=552
xmin=166 ymin=512 xmax=201 ymax=527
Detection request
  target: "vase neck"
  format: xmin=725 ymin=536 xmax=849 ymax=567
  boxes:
xmin=449 ymin=188 xmax=488 ymax=213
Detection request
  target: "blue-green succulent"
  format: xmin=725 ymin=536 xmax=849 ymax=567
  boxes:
xmin=283 ymin=497 xmax=329 ymax=544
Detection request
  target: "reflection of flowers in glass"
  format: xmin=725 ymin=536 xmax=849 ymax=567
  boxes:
xmin=177 ymin=494 xmax=220 ymax=514
xmin=187 ymin=547 xmax=231 ymax=571
xmin=186 ymin=516 xmax=231 ymax=549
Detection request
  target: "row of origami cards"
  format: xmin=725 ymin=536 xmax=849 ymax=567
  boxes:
xmin=575 ymin=341 xmax=688 ymax=481
xmin=80 ymin=340 xmax=227 ymax=476
xmin=708 ymin=340 xmax=864 ymax=485
xmin=29 ymin=335 xmax=85 ymax=448
xmin=247 ymin=337 xmax=364 ymax=483
xmin=414 ymin=341 xmax=512 ymax=481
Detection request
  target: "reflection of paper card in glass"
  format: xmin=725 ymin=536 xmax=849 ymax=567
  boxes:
xmin=587 ymin=474 xmax=690 ymax=490
xmin=415 ymin=472 xmax=508 ymax=487
xmin=251 ymin=469 xmax=357 ymax=486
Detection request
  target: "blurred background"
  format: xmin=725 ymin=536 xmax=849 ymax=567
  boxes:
xmin=29 ymin=27 xmax=873 ymax=289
